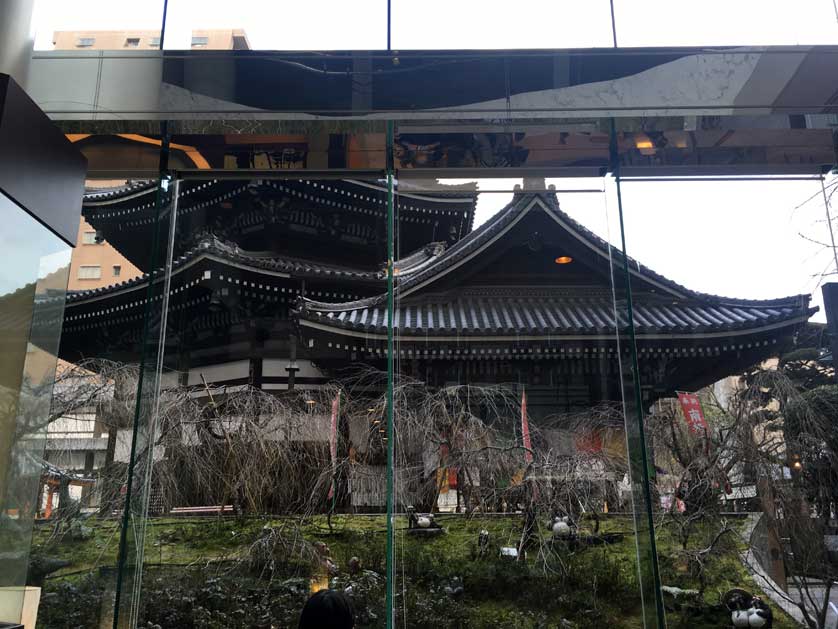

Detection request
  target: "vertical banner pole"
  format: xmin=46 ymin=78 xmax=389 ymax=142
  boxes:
xmin=385 ymin=119 xmax=396 ymax=629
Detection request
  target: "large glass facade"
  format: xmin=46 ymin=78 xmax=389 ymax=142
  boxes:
xmin=4 ymin=7 xmax=838 ymax=625
xmin=390 ymin=174 xmax=665 ymax=627
xmin=7 ymin=150 xmax=836 ymax=628
xmin=0 ymin=192 xmax=71 ymax=626
xmin=612 ymin=173 xmax=837 ymax=628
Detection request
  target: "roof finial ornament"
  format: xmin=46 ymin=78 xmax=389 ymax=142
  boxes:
xmin=523 ymin=177 xmax=545 ymax=192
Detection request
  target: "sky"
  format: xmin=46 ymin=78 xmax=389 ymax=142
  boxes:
xmin=1 ymin=193 xmax=71 ymax=296
xmin=24 ymin=0 xmax=838 ymax=319
xmin=31 ymin=0 xmax=838 ymax=50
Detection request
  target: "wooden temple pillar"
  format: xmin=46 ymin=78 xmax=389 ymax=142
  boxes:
xmin=43 ymin=484 xmax=55 ymax=519
xmin=81 ymin=452 xmax=95 ymax=506
xmin=249 ymin=342 xmax=264 ymax=389
xmin=286 ymin=333 xmax=299 ymax=390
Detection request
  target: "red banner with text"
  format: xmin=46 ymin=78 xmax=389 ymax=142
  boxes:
xmin=677 ymin=392 xmax=708 ymax=434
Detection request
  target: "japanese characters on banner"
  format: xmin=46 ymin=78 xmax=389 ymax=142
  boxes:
xmin=677 ymin=392 xmax=708 ymax=434
xmin=327 ymin=391 xmax=340 ymax=501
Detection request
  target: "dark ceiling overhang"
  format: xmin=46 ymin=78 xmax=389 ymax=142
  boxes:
xmin=32 ymin=46 xmax=837 ymax=178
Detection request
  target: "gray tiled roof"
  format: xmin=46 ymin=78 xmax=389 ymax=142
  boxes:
xmin=301 ymin=291 xmax=811 ymax=338
xmin=64 ymin=235 xmax=447 ymax=304
xmin=297 ymin=191 xmax=815 ymax=339
xmin=65 ymin=235 xmax=379 ymax=304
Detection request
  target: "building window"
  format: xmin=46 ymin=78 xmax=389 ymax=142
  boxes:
xmin=191 ymin=36 xmax=209 ymax=47
xmin=149 ymin=37 xmax=161 ymax=48
xmin=76 ymin=37 xmax=95 ymax=48
xmin=112 ymin=265 xmax=121 ymax=277
xmin=81 ymin=231 xmax=99 ymax=245
xmin=125 ymin=38 xmax=140 ymax=48
xmin=78 ymin=265 xmax=101 ymax=280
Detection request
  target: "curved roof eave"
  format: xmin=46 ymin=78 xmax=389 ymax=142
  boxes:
xmin=64 ymin=236 xmax=452 ymax=306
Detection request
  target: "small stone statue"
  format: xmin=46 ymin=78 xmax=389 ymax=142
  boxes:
xmin=551 ymin=516 xmax=574 ymax=539
xmin=725 ymin=589 xmax=772 ymax=628
xmin=313 ymin=541 xmax=338 ymax=576
xmin=406 ymin=505 xmax=444 ymax=536
xmin=407 ymin=505 xmax=438 ymax=529
xmin=477 ymin=529 xmax=490 ymax=555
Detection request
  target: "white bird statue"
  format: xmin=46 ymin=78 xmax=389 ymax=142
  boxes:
xmin=748 ymin=608 xmax=769 ymax=627
xmin=552 ymin=516 xmax=572 ymax=538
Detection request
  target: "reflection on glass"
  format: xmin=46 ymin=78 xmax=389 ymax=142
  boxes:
xmin=21 ymin=166 xmax=835 ymax=627
xmin=9 ymin=178 xmax=170 ymax=629
xmin=0 ymin=193 xmax=71 ymax=626
xmin=47 ymin=177 xmax=439 ymax=626
xmin=613 ymin=175 xmax=833 ymax=627
xmin=383 ymin=177 xmax=662 ymax=626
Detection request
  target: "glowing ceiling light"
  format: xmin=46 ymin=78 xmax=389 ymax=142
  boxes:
xmin=554 ymin=256 xmax=573 ymax=265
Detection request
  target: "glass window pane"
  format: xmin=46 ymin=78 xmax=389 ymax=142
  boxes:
xmin=0 ymin=192 xmax=71 ymax=624
xmin=32 ymin=0 xmax=166 ymax=50
xmin=392 ymin=0 xmax=615 ymax=49
xmin=76 ymin=264 xmax=101 ymax=279
xmin=7 ymin=176 xmax=167 ymax=629
xmin=613 ymin=0 xmax=838 ymax=46
xmin=162 ymin=0 xmax=387 ymax=50
xmin=610 ymin=172 xmax=833 ymax=627
xmin=391 ymin=174 xmax=661 ymax=626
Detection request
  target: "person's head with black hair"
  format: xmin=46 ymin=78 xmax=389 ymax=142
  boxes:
xmin=299 ymin=589 xmax=354 ymax=629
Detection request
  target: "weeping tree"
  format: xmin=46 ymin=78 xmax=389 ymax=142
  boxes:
xmin=337 ymin=370 xmax=630 ymax=562
xmin=766 ymin=380 xmax=838 ymax=629
xmin=152 ymin=383 xmax=341 ymax=517
xmin=676 ymin=349 xmax=838 ymax=629
xmin=43 ymin=360 xmax=634 ymax=576
xmin=647 ymin=393 xmax=747 ymax=597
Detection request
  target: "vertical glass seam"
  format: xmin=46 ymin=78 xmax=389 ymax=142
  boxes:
xmin=112 ymin=126 xmax=171 ymax=629
xmin=385 ymin=120 xmax=396 ymax=629
xmin=609 ymin=120 xmax=667 ymax=629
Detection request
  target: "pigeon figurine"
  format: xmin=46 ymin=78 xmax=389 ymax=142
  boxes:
xmin=552 ymin=516 xmax=572 ymax=538
xmin=477 ymin=529 xmax=490 ymax=554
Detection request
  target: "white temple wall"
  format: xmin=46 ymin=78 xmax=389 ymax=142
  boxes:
xmin=187 ymin=360 xmax=249 ymax=387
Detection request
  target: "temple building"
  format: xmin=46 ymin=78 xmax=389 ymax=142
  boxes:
xmin=51 ymin=177 xmax=815 ymax=508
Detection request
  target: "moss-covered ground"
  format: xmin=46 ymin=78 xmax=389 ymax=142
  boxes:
xmin=31 ymin=513 xmax=799 ymax=628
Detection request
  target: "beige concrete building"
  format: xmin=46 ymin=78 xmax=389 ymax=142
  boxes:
xmin=68 ymin=215 xmax=141 ymax=291
xmin=52 ymin=29 xmax=249 ymax=289
xmin=51 ymin=29 xmax=250 ymax=51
